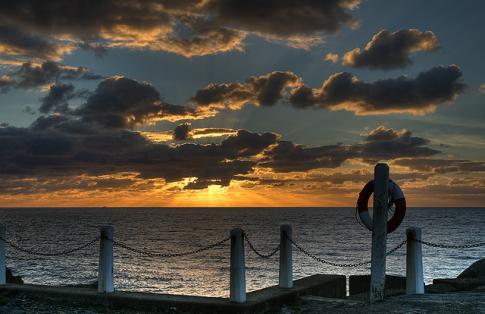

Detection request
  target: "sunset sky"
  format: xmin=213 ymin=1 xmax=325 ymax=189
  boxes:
xmin=1 ymin=0 xmax=485 ymax=207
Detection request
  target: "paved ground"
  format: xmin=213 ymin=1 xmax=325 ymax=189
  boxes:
xmin=2 ymin=291 xmax=485 ymax=313
xmin=280 ymin=292 xmax=485 ymax=314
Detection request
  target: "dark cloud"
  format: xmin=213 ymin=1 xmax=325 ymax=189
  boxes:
xmin=242 ymin=170 xmax=433 ymax=188
xmin=206 ymin=0 xmax=360 ymax=48
xmin=260 ymin=141 xmax=357 ymax=172
xmin=359 ymin=126 xmax=440 ymax=162
xmin=394 ymin=158 xmax=485 ymax=173
xmin=0 ymin=61 xmax=102 ymax=91
xmin=191 ymin=66 xmax=465 ymax=116
xmin=0 ymin=0 xmax=360 ymax=60
xmin=173 ymin=123 xmax=191 ymax=140
xmin=0 ymin=117 xmax=278 ymax=191
xmin=192 ymin=71 xmax=301 ymax=110
xmin=0 ymin=115 xmax=480 ymax=195
xmin=39 ymin=83 xmax=75 ymax=114
xmin=342 ymin=29 xmax=439 ymax=69
xmin=289 ymin=65 xmax=465 ymax=115
xmin=73 ymin=76 xmax=202 ymax=128
xmin=74 ymin=76 xmax=163 ymax=129
xmin=260 ymin=126 xmax=440 ymax=172
xmin=0 ymin=23 xmax=72 ymax=61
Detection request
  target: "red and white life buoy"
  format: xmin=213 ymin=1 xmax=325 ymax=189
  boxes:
xmin=357 ymin=179 xmax=406 ymax=233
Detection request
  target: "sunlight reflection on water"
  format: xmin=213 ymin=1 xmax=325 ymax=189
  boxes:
xmin=1 ymin=207 xmax=484 ymax=297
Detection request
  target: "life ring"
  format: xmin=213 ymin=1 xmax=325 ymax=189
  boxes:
xmin=357 ymin=179 xmax=406 ymax=233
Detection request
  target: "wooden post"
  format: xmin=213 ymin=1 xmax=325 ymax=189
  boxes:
xmin=98 ymin=225 xmax=114 ymax=293
xmin=370 ymin=163 xmax=389 ymax=303
xmin=406 ymin=227 xmax=424 ymax=294
xmin=230 ymin=228 xmax=246 ymax=302
xmin=0 ymin=224 xmax=5 ymax=285
xmin=279 ymin=224 xmax=293 ymax=288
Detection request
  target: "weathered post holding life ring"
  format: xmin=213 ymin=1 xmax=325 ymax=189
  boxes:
xmin=357 ymin=179 xmax=406 ymax=233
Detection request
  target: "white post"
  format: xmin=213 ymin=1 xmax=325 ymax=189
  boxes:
xmin=279 ymin=224 xmax=293 ymax=288
xmin=0 ymin=224 xmax=5 ymax=285
xmin=406 ymin=227 xmax=424 ymax=294
xmin=98 ymin=225 xmax=114 ymax=293
xmin=230 ymin=228 xmax=246 ymax=302
xmin=370 ymin=163 xmax=389 ymax=303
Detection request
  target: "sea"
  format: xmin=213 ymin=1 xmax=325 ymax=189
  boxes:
xmin=0 ymin=207 xmax=484 ymax=297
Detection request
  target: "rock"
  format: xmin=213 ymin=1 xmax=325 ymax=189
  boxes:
xmin=458 ymin=258 xmax=485 ymax=279
xmin=472 ymin=285 xmax=485 ymax=292
xmin=431 ymin=278 xmax=485 ymax=291
xmin=425 ymin=282 xmax=457 ymax=293
xmin=6 ymin=268 xmax=23 ymax=284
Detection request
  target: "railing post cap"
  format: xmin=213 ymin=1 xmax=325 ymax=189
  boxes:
xmin=406 ymin=227 xmax=421 ymax=237
xmin=280 ymin=224 xmax=292 ymax=232
xmin=406 ymin=227 xmax=421 ymax=232
xmin=375 ymin=163 xmax=389 ymax=170
xmin=230 ymin=228 xmax=244 ymax=236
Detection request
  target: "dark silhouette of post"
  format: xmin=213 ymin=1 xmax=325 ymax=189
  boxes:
xmin=370 ymin=163 xmax=389 ymax=303
xmin=279 ymin=224 xmax=293 ymax=288
xmin=230 ymin=228 xmax=246 ymax=302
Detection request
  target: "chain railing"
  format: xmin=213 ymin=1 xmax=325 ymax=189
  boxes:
xmin=110 ymin=236 xmax=231 ymax=258
xmin=284 ymin=232 xmax=407 ymax=268
xmin=412 ymin=238 xmax=485 ymax=249
xmin=0 ymin=236 xmax=99 ymax=257
xmin=244 ymin=233 xmax=280 ymax=259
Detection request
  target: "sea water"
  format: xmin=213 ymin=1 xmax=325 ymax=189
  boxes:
xmin=0 ymin=207 xmax=484 ymax=297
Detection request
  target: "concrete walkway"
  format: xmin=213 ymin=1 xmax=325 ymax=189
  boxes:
xmin=0 ymin=274 xmax=345 ymax=314
xmin=283 ymin=292 xmax=485 ymax=313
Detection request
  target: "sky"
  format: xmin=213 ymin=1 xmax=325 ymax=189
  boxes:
xmin=0 ymin=0 xmax=485 ymax=207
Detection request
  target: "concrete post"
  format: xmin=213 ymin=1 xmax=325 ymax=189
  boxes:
xmin=230 ymin=228 xmax=246 ymax=302
xmin=0 ymin=224 xmax=5 ymax=285
xmin=370 ymin=163 xmax=389 ymax=303
xmin=98 ymin=225 xmax=114 ymax=293
xmin=406 ymin=227 xmax=424 ymax=294
xmin=279 ymin=224 xmax=293 ymax=288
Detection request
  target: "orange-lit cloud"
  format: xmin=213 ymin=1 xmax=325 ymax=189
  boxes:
xmin=190 ymin=66 xmax=464 ymax=116
xmin=0 ymin=0 xmax=361 ymax=62
xmin=342 ymin=29 xmax=439 ymax=69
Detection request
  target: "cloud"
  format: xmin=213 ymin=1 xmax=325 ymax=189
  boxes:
xmin=0 ymin=0 xmax=361 ymax=60
xmin=260 ymin=126 xmax=440 ymax=172
xmin=359 ymin=126 xmax=440 ymax=162
xmin=342 ymin=29 xmax=439 ymax=69
xmin=191 ymin=71 xmax=301 ymax=110
xmin=173 ymin=123 xmax=191 ymax=140
xmin=0 ymin=115 xmax=481 ymax=196
xmin=73 ymin=76 xmax=207 ymax=128
xmin=191 ymin=65 xmax=465 ymax=116
xmin=206 ymin=0 xmax=361 ymax=49
xmin=289 ymin=65 xmax=465 ymax=115
xmin=0 ymin=23 xmax=74 ymax=62
xmin=325 ymin=53 xmax=339 ymax=63
xmin=0 ymin=117 xmax=279 ymax=191
xmin=0 ymin=61 xmax=102 ymax=91
xmin=39 ymin=83 xmax=90 ymax=114
xmin=394 ymin=158 xmax=485 ymax=173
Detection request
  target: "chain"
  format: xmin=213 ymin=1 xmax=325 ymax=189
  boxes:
xmin=413 ymin=238 xmax=485 ymax=249
xmin=244 ymin=234 xmax=280 ymax=259
xmin=385 ymin=239 xmax=408 ymax=256
xmin=111 ymin=236 xmax=231 ymax=258
xmin=285 ymin=233 xmax=407 ymax=268
xmin=1 ymin=236 xmax=99 ymax=257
